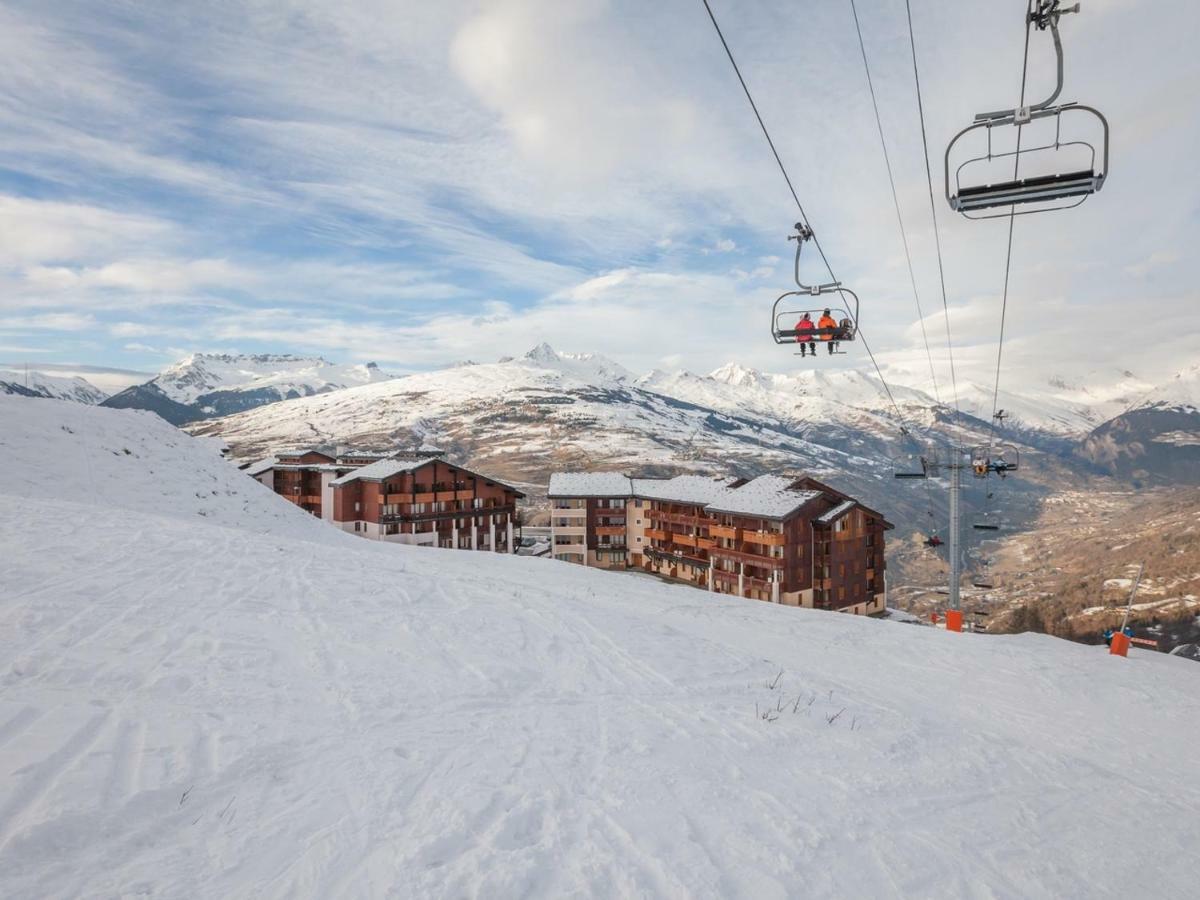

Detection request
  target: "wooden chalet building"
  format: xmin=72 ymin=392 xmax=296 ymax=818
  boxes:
xmin=248 ymin=447 xmax=524 ymax=552
xmin=546 ymin=472 xmax=892 ymax=615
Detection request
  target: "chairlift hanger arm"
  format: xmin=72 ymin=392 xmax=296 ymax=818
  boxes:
xmin=975 ymin=0 xmax=1079 ymax=123
xmin=789 ymin=224 xmax=841 ymax=294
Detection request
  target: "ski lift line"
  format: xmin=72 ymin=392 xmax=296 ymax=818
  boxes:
xmin=848 ymin=0 xmax=942 ymax=409
xmin=986 ymin=8 xmax=1037 ymax=457
xmin=700 ymin=0 xmax=914 ymax=432
xmin=904 ymin=0 xmax=961 ymax=421
xmin=698 ymin=0 xmax=835 ymax=284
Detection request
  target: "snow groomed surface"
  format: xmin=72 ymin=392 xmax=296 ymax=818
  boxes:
xmin=1 ymin=396 xmax=1198 ymax=897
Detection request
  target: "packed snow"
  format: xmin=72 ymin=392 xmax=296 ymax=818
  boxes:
xmin=3 ymin=395 xmax=1199 ymax=897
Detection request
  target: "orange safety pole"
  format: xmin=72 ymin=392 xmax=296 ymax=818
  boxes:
xmin=945 ymin=610 xmax=963 ymax=633
xmin=1109 ymin=632 xmax=1130 ymax=657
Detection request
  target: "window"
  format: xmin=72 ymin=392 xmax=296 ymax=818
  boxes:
xmin=636 ymin=519 xmax=642 ymax=525
xmin=354 ymin=501 xmax=361 ymax=512
xmin=636 ymin=536 xmax=642 ymax=543
xmin=354 ymin=522 xmax=361 ymax=532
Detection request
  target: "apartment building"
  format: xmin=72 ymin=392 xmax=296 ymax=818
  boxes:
xmin=248 ymin=447 xmax=524 ymax=552
xmin=546 ymin=472 xmax=891 ymax=615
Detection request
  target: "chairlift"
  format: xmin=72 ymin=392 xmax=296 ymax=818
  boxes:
xmin=971 ymin=445 xmax=1019 ymax=478
xmin=993 ymin=409 xmax=1009 ymax=426
xmin=771 ymin=224 xmax=860 ymax=357
xmin=973 ymin=512 xmax=1002 ymax=532
xmin=945 ymin=1 xmax=1109 ymax=219
xmin=924 ymin=534 xmax=944 ymax=549
xmin=893 ymin=453 xmax=930 ymax=480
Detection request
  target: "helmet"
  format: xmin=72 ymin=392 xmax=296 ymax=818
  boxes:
xmin=823 ymin=308 xmax=831 ymax=316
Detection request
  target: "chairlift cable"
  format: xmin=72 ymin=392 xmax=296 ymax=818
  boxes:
xmin=700 ymin=0 xmax=912 ymax=432
xmin=987 ymin=10 xmax=1036 ymax=457
xmin=848 ymin=0 xmax=943 ymax=410
xmin=904 ymin=0 xmax=961 ymax=421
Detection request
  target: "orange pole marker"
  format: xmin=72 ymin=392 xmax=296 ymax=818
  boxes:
xmin=1109 ymin=633 xmax=1130 ymax=657
xmin=945 ymin=610 xmax=963 ymax=633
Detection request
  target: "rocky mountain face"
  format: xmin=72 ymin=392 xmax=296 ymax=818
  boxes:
xmin=1076 ymin=364 xmax=1200 ymax=484
xmin=100 ymin=353 xmax=393 ymax=424
xmin=0 ymin=369 xmax=108 ymax=404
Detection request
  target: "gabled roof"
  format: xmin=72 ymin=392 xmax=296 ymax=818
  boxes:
xmin=548 ymin=472 xmax=633 ymax=498
xmin=815 ymin=499 xmax=857 ymax=525
xmin=330 ymin=457 xmax=442 ymax=485
xmin=243 ymin=456 xmax=277 ymax=476
xmin=703 ymin=475 xmax=822 ymax=520
xmin=630 ymin=474 xmax=739 ymax=506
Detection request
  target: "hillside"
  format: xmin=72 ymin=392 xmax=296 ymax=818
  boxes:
xmin=101 ymin=353 xmax=393 ymax=424
xmin=0 ymin=368 xmax=107 ymax=404
xmin=1077 ymin=363 xmax=1200 ymax=484
xmin=189 ymin=345 xmax=1082 ymax=546
xmin=889 ymin=486 xmax=1200 ymax=646
xmin=2 ymin=395 xmax=1199 ymax=897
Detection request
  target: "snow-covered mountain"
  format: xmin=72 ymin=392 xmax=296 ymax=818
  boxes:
xmin=1078 ymin=363 xmax=1200 ymax=483
xmin=101 ymin=353 xmax=394 ymax=424
xmin=3 ymin=395 xmax=1198 ymax=897
xmin=190 ymin=344 xmax=1085 ymax=550
xmin=0 ymin=368 xmax=108 ymax=404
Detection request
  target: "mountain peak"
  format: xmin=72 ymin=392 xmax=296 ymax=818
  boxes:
xmin=709 ymin=362 xmax=766 ymax=388
xmin=524 ymin=342 xmax=560 ymax=364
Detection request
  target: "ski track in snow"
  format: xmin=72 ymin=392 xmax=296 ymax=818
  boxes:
xmin=2 ymin=396 xmax=1199 ymax=898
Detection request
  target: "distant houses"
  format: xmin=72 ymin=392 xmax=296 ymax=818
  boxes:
xmin=247 ymin=447 xmax=523 ymax=553
xmin=547 ymin=472 xmax=891 ymax=615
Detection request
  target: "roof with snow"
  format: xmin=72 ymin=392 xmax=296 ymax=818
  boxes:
xmin=704 ymin=475 xmax=822 ymax=520
xmin=630 ymin=475 xmax=739 ymax=506
xmin=815 ymin=499 xmax=857 ymax=525
xmin=243 ymin=456 xmax=277 ymax=476
xmin=548 ymin=472 xmax=633 ymax=498
xmin=330 ymin=457 xmax=443 ymax=485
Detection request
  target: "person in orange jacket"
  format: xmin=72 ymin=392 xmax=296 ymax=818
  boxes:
xmin=795 ymin=313 xmax=816 ymax=357
xmin=818 ymin=308 xmax=839 ymax=354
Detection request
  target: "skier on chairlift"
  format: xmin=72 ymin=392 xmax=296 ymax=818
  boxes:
xmin=795 ymin=312 xmax=816 ymax=357
xmin=818 ymin=308 xmax=839 ymax=354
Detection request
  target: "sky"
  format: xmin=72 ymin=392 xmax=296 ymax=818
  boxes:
xmin=0 ymin=0 xmax=1197 ymax=395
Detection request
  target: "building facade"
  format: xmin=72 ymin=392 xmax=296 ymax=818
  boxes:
xmin=248 ymin=447 xmax=524 ymax=552
xmin=546 ymin=472 xmax=891 ymax=616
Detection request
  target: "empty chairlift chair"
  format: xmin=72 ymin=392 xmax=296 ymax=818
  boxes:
xmin=771 ymin=224 xmax=860 ymax=356
xmin=945 ymin=1 xmax=1109 ymax=219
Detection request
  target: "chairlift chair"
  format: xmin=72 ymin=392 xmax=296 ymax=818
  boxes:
xmin=945 ymin=1 xmax=1109 ymax=219
xmin=973 ymin=512 xmax=1002 ymax=532
xmin=893 ymin=453 xmax=930 ymax=480
xmin=971 ymin=445 xmax=1019 ymax=478
xmin=771 ymin=224 xmax=860 ymax=356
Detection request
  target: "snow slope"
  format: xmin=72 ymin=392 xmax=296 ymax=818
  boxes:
xmin=0 ymin=368 xmax=107 ymax=404
xmin=2 ymin=395 xmax=1199 ymax=897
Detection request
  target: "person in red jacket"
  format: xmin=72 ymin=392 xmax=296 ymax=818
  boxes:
xmin=795 ymin=313 xmax=816 ymax=357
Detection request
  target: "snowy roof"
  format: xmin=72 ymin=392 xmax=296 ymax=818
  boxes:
xmin=548 ymin=472 xmax=633 ymax=498
xmin=243 ymin=456 xmax=277 ymax=476
xmin=330 ymin=457 xmax=442 ymax=485
xmin=630 ymin=474 xmax=739 ymax=506
xmin=816 ymin=499 xmax=857 ymax=524
xmin=704 ymin=475 xmax=822 ymax=520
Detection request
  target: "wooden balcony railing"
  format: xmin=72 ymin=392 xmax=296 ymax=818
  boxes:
xmin=709 ymin=524 xmax=741 ymax=541
xmin=708 ymin=546 xmax=784 ymax=569
xmin=742 ymin=530 xmax=786 ymax=547
xmin=645 ymin=528 xmax=670 ymax=542
xmin=648 ymin=509 xmax=704 ymax=526
xmin=594 ymin=525 xmax=625 ymax=536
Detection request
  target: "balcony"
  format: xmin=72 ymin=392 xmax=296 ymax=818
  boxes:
xmin=382 ymin=504 xmax=515 ymax=524
xmin=709 ymin=546 xmax=784 ymax=569
xmin=696 ymin=537 xmax=715 ymax=551
xmin=595 ymin=525 xmax=625 ymax=536
xmin=645 ymin=528 xmax=670 ymax=542
xmin=671 ymin=533 xmax=698 ymax=548
xmin=709 ymin=524 xmax=741 ymax=541
xmin=648 ymin=509 xmax=703 ymax=526
xmin=742 ymin=530 xmax=786 ymax=547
